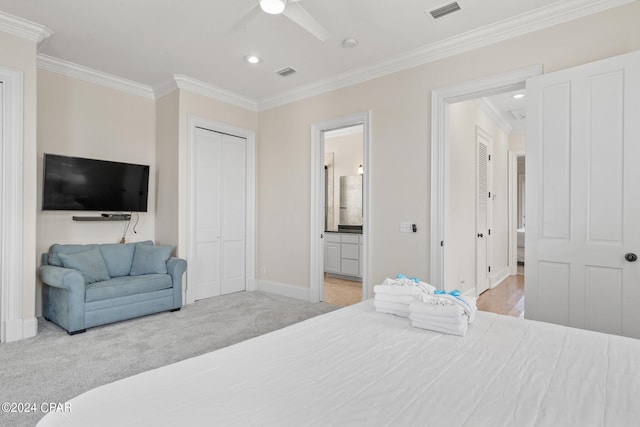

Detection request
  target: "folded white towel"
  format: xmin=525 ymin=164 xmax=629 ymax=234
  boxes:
xmin=374 ymin=293 xmax=415 ymax=305
xmin=411 ymin=319 xmax=469 ymax=337
xmin=373 ymin=300 xmax=410 ymax=318
xmin=374 ymin=285 xmax=424 ymax=297
xmin=409 ymin=301 xmax=464 ymax=317
xmin=375 ymin=278 xmax=436 ymax=295
xmin=415 ymin=293 xmax=477 ymax=323
xmin=410 ymin=312 xmax=470 ymax=327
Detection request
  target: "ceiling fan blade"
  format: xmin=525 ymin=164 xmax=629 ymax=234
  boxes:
xmin=228 ymin=3 xmax=262 ymax=34
xmin=282 ymin=2 xmax=329 ymax=41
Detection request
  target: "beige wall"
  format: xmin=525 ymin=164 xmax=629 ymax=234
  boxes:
xmin=256 ymin=2 xmax=640 ymax=294
xmin=0 ymin=30 xmax=39 ymax=329
xmin=509 ymin=133 xmax=526 ymax=153
xmin=446 ymin=101 xmax=509 ymax=294
xmin=36 ymin=69 xmax=156 ymax=314
xmin=155 ymin=91 xmax=180 ymax=249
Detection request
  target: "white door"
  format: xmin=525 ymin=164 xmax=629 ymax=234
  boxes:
xmin=193 ymin=128 xmax=246 ymax=300
xmin=525 ymin=50 xmax=640 ymax=338
xmin=476 ymin=127 xmax=491 ymax=295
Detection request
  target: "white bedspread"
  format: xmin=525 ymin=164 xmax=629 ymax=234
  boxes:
xmin=38 ymin=300 xmax=640 ymax=426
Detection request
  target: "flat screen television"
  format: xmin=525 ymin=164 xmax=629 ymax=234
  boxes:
xmin=42 ymin=153 xmax=149 ymax=212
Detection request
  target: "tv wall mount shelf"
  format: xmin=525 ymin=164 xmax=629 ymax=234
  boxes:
xmin=73 ymin=214 xmax=132 ymax=221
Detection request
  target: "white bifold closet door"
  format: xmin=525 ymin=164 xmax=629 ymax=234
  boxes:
xmin=193 ymin=127 xmax=246 ymax=300
xmin=525 ymin=50 xmax=640 ymax=338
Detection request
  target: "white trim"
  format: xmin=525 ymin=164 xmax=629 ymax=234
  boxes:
xmin=310 ymin=112 xmax=371 ymax=303
xmin=0 ymin=66 xmax=29 ymax=343
xmin=185 ymin=116 xmax=256 ymax=305
xmin=474 ymin=98 xmax=512 ymax=135
xmin=256 ymin=280 xmax=310 ymax=301
xmin=0 ymin=11 xmax=52 ymax=44
xmin=324 ymin=124 xmax=364 ymax=139
xmin=173 ymin=75 xmax=258 ymax=112
xmin=430 ymin=65 xmax=542 ymax=290
xmin=490 ymin=267 xmax=510 ymax=289
xmin=257 ymin=0 xmax=631 ymax=111
xmin=37 ymin=54 xmax=155 ymax=99
xmin=508 ymin=150 xmax=526 ymax=276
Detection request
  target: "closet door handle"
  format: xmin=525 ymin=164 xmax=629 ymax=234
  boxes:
xmin=625 ymin=253 xmax=637 ymax=262
xmin=477 ymin=233 xmax=484 ymax=238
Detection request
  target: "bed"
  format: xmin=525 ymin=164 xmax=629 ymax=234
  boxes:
xmin=38 ymin=300 xmax=640 ymax=426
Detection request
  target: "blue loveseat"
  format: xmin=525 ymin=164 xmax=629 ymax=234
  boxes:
xmin=38 ymin=240 xmax=186 ymax=334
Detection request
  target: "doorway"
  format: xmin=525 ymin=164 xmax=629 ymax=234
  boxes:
xmin=323 ymin=125 xmax=364 ymax=306
xmin=310 ymin=112 xmax=371 ymax=305
xmin=431 ymin=66 xmax=541 ymax=297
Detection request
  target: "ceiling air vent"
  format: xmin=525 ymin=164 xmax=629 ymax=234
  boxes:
xmin=276 ymin=67 xmax=297 ymax=77
xmin=428 ymin=2 xmax=461 ymax=20
xmin=510 ymin=109 xmax=526 ymax=120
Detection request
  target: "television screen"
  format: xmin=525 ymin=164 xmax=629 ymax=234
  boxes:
xmin=42 ymin=154 xmax=149 ymax=212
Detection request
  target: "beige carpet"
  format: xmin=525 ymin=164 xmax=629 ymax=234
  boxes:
xmin=0 ymin=291 xmax=338 ymax=427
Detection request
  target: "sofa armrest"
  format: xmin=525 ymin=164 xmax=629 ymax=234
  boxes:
xmin=38 ymin=265 xmax=85 ymax=291
xmin=166 ymin=257 xmax=187 ymax=308
xmin=38 ymin=265 xmax=86 ymax=333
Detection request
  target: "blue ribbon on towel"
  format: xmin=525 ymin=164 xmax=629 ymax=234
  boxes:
xmin=397 ymin=273 xmax=420 ymax=283
xmin=434 ymin=289 xmax=461 ymax=297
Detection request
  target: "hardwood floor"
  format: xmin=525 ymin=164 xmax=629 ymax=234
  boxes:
xmin=324 ymin=275 xmax=362 ymax=307
xmin=476 ymin=273 xmax=524 ymax=318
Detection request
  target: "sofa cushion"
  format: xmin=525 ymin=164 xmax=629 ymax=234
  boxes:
xmin=98 ymin=241 xmax=152 ymax=277
xmin=85 ymin=274 xmax=172 ymax=303
xmin=130 ymin=244 xmax=173 ymax=276
xmin=49 ymin=244 xmax=97 ymax=267
xmin=58 ymin=247 xmax=111 ymax=284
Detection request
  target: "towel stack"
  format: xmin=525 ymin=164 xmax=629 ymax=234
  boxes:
xmin=409 ymin=291 xmax=477 ymax=336
xmin=373 ymin=275 xmax=436 ymax=317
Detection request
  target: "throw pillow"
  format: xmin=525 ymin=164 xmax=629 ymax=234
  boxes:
xmin=58 ymin=246 xmax=111 ymax=284
xmin=130 ymin=244 xmax=173 ymax=276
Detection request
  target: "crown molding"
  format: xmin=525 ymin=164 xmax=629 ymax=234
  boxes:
xmin=474 ymin=98 xmax=513 ymax=135
xmin=257 ymin=0 xmax=634 ymax=111
xmin=37 ymin=54 xmax=155 ymax=99
xmin=0 ymin=11 xmax=52 ymax=44
xmin=153 ymin=79 xmax=179 ymax=99
xmin=173 ymin=75 xmax=258 ymax=112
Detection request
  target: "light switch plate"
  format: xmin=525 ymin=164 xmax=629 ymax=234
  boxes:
xmin=400 ymin=222 xmax=413 ymax=233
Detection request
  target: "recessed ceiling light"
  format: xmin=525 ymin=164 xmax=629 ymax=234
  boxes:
xmin=244 ymin=55 xmax=262 ymax=64
xmin=513 ymin=93 xmax=525 ymax=99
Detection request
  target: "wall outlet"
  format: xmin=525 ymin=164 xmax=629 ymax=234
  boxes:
xmin=260 ymin=266 xmax=266 ymax=275
xmin=460 ymin=277 xmax=465 ymax=285
xmin=400 ymin=222 xmax=415 ymax=233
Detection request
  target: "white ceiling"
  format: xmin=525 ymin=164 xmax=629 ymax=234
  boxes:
xmin=0 ymin=0 xmax=631 ymax=106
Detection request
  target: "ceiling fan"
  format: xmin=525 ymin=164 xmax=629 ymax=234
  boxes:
xmin=230 ymin=0 xmax=329 ymax=42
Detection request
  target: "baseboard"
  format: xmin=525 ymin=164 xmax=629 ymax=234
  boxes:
xmin=3 ymin=316 xmax=37 ymax=343
xmin=490 ymin=267 xmax=510 ymax=289
xmin=257 ymin=280 xmax=310 ymax=301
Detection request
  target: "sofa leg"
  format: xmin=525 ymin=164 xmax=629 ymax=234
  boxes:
xmin=170 ymin=308 xmax=181 ymax=312
xmin=68 ymin=329 xmax=86 ymax=335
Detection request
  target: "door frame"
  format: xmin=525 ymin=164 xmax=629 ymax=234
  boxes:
xmin=430 ymin=65 xmax=542 ymax=289
xmin=310 ymin=112 xmax=371 ymax=303
xmin=0 ymin=66 xmax=29 ymax=343
xmin=185 ymin=115 xmax=256 ymax=305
